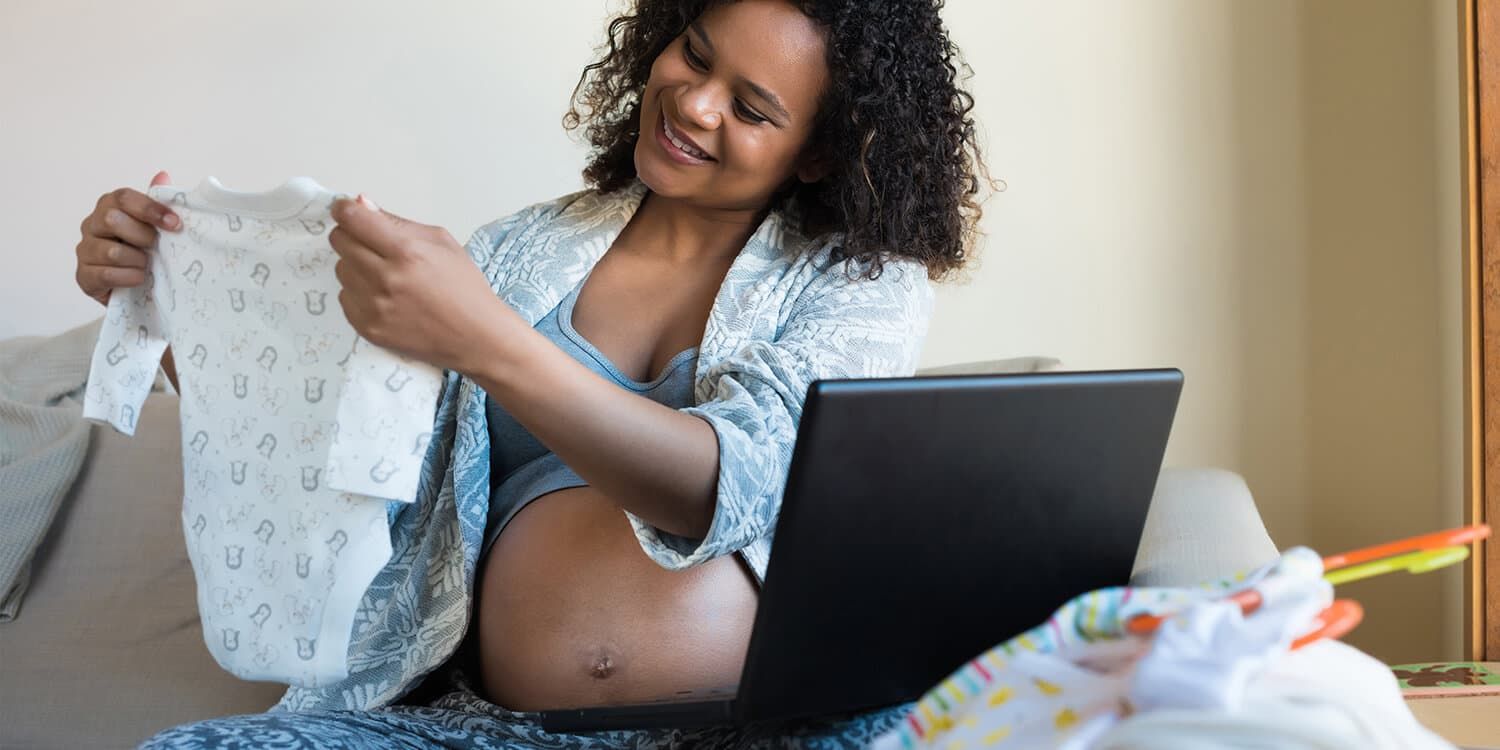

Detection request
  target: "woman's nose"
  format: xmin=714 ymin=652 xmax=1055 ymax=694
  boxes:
xmin=676 ymin=83 xmax=723 ymax=130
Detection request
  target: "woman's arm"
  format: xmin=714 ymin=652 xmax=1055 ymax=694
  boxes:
xmin=325 ymin=194 xmax=722 ymax=538
xmin=462 ymin=305 xmax=722 ymax=539
xmin=160 ymin=345 xmax=180 ymax=393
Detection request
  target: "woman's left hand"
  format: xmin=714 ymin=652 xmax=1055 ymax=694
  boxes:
xmin=328 ymin=194 xmax=510 ymax=374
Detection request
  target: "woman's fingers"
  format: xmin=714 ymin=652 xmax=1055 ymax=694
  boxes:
xmin=73 ymin=237 xmax=145 ymax=301
xmin=90 ymin=205 xmax=158 ymax=248
xmin=76 ymin=262 xmax=146 ymax=297
xmin=75 ymin=176 xmax=176 ymax=307
xmin=82 ymin=236 xmax=148 ymax=268
xmin=109 ymin=186 xmax=179 ymax=233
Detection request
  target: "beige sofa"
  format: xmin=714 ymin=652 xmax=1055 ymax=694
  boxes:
xmin=0 ymin=364 xmax=1279 ymax=749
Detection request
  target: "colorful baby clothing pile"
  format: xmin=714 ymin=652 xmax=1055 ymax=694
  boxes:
xmin=82 ymin=176 xmax=443 ymax=688
xmin=870 ymin=548 xmax=1453 ymax=750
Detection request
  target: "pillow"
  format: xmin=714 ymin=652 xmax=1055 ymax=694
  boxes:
xmin=916 ymin=356 xmax=1064 ymax=376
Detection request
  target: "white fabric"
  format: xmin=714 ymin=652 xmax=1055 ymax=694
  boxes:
xmin=1127 ymin=550 xmax=1332 ymax=714
xmin=1095 ymin=641 xmax=1453 ymax=749
xmin=81 ymin=176 xmax=442 ymax=687
xmin=871 ymin=548 xmax=1452 ymax=750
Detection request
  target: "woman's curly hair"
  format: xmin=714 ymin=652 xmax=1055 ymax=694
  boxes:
xmin=563 ymin=0 xmax=988 ymax=281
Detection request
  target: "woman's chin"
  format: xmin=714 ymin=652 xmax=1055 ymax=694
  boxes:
xmin=633 ymin=160 xmax=685 ymax=199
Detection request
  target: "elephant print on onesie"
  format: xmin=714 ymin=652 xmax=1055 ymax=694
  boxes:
xmin=253 ymin=546 xmax=280 ymax=586
xmin=291 ymin=421 xmax=335 ymax=454
xmin=190 ymin=383 xmax=221 ymax=415
xmin=291 ymin=509 xmax=328 ymax=540
xmin=220 ymin=246 xmax=247 ymax=275
xmin=259 ymin=380 xmax=288 ymax=416
xmin=224 ymin=330 xmax=252 ymax=361
xmin=254 ymin=217 xmax=288 ymax=245
xmin=190 ymin=294 xmax=216 ymax=326
xmin=286 ymin=247 xmax=329 ymax=280
xmin=257 ymin=464 xmax=287 ymax=501
xmin=222 ymin=415 xmax=257 ymax=448
xmin=258 ymin=300 xmax=288 ymax=330
xmin=218 ymin=503 xmax=252 ymax=533
xmin=284 ymin=594 xmax=314 ymax=627
xmin=191 ymin=466 xmax=218 ymax=496
xmin=295 ymin=333 xmax=338 ymax=365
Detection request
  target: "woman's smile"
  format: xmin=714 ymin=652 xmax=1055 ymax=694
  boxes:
xmin=656 ymin=109 xmax=716 ymax=164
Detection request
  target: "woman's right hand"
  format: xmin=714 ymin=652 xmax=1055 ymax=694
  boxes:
xmin=75 ymin=170 xmax=180 ymax=306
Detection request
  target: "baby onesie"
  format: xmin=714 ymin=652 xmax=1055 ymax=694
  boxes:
xmin=81 ymin=176 xmax=443 ymax=687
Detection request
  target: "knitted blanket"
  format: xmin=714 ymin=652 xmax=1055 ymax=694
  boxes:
xmin=0 ymin=318 xmax=102 ymax=620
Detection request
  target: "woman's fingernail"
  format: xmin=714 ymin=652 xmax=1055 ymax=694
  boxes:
xmin=357 ymin=194 xmax=381 ymax=212
xmin=162 ymin=214 xmax=179 ymax=229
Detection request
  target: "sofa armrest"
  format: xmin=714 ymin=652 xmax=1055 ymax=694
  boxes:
xmin=0 ymin=391 xmax=283 ymax=749
xmin=1130 ymin=467 xmax=1280 ymax=587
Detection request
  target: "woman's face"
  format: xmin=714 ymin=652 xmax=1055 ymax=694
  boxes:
xmin=634 ymin=0 xmax=830 ymax=213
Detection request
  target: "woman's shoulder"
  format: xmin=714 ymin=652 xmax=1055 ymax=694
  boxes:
xmin=779 ymin=227 xmax=933 ymax=309
xmin=469 ymin=187 xmax=596 ymax=236
xmin=466 ymin=184 xmax=646 ymax=251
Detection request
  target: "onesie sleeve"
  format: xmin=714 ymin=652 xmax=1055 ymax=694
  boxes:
xmin=625 ymin=256 xmax=936 ymax=570
xmin=323 ymin=336 xmax=444 ymax=504
xmin=82 ymin=269 xmax=170 ymax=436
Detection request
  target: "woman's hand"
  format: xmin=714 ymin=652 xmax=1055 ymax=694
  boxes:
xmin=328 ymin=195 xmax=514 ymax=374
xmin=75 ymin=170 xmax=180 ymax=305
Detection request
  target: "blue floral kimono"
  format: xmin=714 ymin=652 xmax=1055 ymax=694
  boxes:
xmin=142 ymin=182 xmax=935 ymax=748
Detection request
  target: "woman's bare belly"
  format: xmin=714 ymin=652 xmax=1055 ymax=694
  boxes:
xmin=474 ymin=486 xmax=760 ymax=711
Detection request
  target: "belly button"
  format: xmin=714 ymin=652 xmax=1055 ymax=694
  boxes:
xmin=590 ymin=654 xmax=616 ymax=680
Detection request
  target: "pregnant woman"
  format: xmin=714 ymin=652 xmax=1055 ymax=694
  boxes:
xmin=76 ymin=0 xmax=987 ymax=746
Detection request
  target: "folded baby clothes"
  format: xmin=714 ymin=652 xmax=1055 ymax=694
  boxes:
xmin=81 ymin=176 xmax=443 ymax=687
xmin=871 ymin=549 xmax=1454 ymax=750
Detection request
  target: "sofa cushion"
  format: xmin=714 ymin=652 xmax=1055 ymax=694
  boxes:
xmin=0 ymin=392 xmax=282 ymax=749
xmin=916 ymin=356 xmax=1063 ymax=376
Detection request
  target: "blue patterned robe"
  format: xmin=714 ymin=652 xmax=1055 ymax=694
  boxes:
xmin=232 ymin=180 xmax=932 ymax=717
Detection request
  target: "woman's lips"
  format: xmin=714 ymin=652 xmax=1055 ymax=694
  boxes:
xmin=656 ymin=113 xmax=714 ymax=165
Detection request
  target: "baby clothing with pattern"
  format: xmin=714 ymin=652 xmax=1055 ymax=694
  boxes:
xmin=81 ymin=176 xmax=443 ymax=687
xmin=871 ymin=549 xmax=1453 ymax=750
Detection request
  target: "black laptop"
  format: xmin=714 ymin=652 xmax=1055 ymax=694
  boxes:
xmin=538 ymin=368 xmax=1184 ymax=733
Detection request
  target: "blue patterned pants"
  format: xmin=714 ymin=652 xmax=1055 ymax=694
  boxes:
xmin=139 ymin=664 xmax=910 ymax=749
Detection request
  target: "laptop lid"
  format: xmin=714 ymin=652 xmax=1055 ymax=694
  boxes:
xmin=733 ymin=368 xmax=1183 ymax=724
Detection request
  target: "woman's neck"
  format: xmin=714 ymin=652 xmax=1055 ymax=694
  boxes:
xmin=621 ymin=190 xmax=768 ymax=264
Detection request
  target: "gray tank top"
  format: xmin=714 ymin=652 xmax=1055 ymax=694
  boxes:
xmin=482 ymin=277 xmax=699 ymax=555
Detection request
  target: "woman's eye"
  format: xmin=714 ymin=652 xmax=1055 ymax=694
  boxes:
xmin=734 ymin=100 xmax=767 ymax=124
xmin=683 ymin=41 xmax=706 ymax=70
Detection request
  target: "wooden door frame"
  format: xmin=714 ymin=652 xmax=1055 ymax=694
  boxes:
xmin=1467 ymin=0 xmax=1499 ymax=659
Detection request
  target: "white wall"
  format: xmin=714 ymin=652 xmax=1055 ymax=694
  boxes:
xmin=0 ymin=1 xmax=1464 ymax=662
